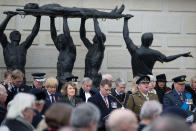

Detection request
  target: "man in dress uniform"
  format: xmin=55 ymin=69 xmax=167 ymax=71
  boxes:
xmin=126 ymin=75 xmax=158 ymax=118
xmin=163 ymin=75 xmax=195 ymax=117
xmin=31 ymin=73 xmax=46 ymax=90
xmin=111 ymin=77 xmax=131 ymax=108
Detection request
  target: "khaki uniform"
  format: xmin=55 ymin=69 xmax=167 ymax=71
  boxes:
xmin=126 ymin=91 xmax=158 ymax=118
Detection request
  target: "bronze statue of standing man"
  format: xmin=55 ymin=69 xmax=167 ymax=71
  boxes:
xmin=0 ymin=12 xmax=41 ymax=75
xmin=80 ymin=18 xmax=106 ymax=88
xmin=50 ymin=16 xmax=76 ymax=85
xmin=123 ymin=15 xmax=193 ymax=78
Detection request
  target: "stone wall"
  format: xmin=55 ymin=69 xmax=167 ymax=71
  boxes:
xmin=0 ymin=0 xmax=196 ymax=88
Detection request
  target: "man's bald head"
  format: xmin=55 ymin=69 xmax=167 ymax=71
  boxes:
xmin=106 ymin=109 xmax=138 ymax=131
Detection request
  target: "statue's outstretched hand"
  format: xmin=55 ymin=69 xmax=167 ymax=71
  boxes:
xmin=4 ymin=11 xmax=17 ymax=17
xmin=124 ymin=14 xmax=134 ymax=20
xmin=182 ymin=52 xmax=193 ymax=57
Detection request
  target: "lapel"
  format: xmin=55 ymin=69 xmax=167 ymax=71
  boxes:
xmin=98 ymin=93 xmax=110 ymax=109
xmin=45 ymin=91 xmax=52 ymax=104
xmin=138 ymin=91 xmax=147 ymax=101
xmin=182 ymin=92 xmax=186 ymax=100
xmin=108 ymin=96 xmax=113 ymax=109
xmin=173 ymin=89 xmax=184 ymax=104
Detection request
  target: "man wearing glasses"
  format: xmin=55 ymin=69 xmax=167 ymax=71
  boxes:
xmin=88 ymin=79 xmax=121 ymax=126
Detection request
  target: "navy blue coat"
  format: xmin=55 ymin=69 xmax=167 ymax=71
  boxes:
xmin=42 ymin=91 xmax=62 ymax=114
xmin=163 ymin=89 xmax=194 ymax=116
xmin=88 ymin=92 xmax=121 ymax=121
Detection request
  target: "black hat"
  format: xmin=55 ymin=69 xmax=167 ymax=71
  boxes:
xmin=29 ymin=88 xmax=46 ymax=100
xmin=172 ymin=75 xmax=186 ymax=85
xmin=136 ymin=75 xmax=150 ymax=84
xmin=156 ymin=74 xmax=167 ymax=82
xmin=65 ymin=76 xmax=78 ymax=82
xmin=32 ymin=73 xmax=46 ymax=82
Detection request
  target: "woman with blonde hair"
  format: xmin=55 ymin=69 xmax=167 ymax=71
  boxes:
xmin=60 ymin=81 xmax=83 ymax=107
xmin=185 ymin=76 xmax=196 ymax=105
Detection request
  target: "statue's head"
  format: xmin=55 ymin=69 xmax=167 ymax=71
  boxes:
xmin=93 ymin=33 xmax=106 ymax=44
xmin=57 ymin=34 xmax=67 ymax=49
xmin=24 ymin=3 xmax=39 ymax=9
xmin=141 ymin=32 xmax=153 ymax=47
xmin=10 ymin=31 xmax=21 ymax=44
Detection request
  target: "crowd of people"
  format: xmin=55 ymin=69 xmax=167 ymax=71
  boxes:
xmin=0 ymin=69 xmax=196 ymax=131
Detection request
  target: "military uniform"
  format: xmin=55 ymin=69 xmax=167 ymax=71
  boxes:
xmin=126 ymin=91 xmax=158 ymax=118
xmin=163 ymin=89 xmax=194 ymax=115
xmin=163 ymin=75 xmax=195 ymax=117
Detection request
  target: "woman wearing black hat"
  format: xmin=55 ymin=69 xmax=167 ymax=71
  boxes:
xmin=155 ymin=74 xmax=171 ymax=104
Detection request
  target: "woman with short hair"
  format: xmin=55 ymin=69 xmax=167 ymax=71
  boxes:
xmin=60 ymin=82 xmax=83 ymax=107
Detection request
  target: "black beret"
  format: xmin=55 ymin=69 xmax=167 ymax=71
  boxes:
xmin=136 ymin=75 xmax=150 ymax=84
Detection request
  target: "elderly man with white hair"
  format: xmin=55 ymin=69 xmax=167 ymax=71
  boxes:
xmin=102 ymin=74 xmax=113 ymax=81
xmin=106 ymin=109 xmax=138 ymax=131
xmin=4 ymin=93 xmax=35 ymax=131
xmin=138 ymin=100 xmax=162 ymax=131
xmin=79 ymin=77 xmax=96 ymax=102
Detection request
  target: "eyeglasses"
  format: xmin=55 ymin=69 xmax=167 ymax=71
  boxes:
xmin=103 ymin=88 xmax=111 ymax=92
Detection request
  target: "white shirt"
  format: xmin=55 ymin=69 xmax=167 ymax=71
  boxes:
xmin=85 ymin=92 xmax=91 ymax=102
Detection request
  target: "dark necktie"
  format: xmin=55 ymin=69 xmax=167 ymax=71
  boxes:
xmin=179 ymin=93 xmax=183 ymax=101
xmin=51 ymin=94 xmax=55 ymax=103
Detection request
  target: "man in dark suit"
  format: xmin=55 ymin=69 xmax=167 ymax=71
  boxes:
xmin=163 ymin=75 xmax=195 ymax=117
xmin=30 ymin=73 xmax=46 ymax=90
xmin=42 ymin=77 xmax=62 ymax=114
xmin=0 ymin=84 xmax=7 ymax=124
xmin=88 ymin=79 xmax=121 ymax=122
xmin=5 ymin=69 xmax=30 ymax=105
xmin=79 ymin=77 xmax=96 ymax=102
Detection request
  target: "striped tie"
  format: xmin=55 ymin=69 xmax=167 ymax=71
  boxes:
xmin=104 ymin=96 xmax=109 ymax=108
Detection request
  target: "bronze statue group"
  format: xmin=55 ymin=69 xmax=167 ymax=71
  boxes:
xmin=0 ymin=3 xmax=195 ymax=131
